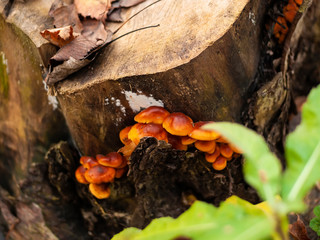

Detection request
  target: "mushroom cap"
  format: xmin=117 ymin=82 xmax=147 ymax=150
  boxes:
xmin=162 ymin=112 xmax=194 ymax=136
xmin=181 ymin=136 xmax=197 ymax=145
xmin=134 ymin=106 xmax=170 ymax=124
xmin=118 ymin=141 xmax=137 ymax=160
xmin=89 ymin=183 xmax=111 ymax=199
xmin=97 ymin=152 xmax=125 ymax=168
xmin=289 ymin=0 xmax=302 ymax=5
xmin=128 ymin=123 xmax=168 ymax=145
xmin=119 ymin=125 xmax=132 ymax=145
xmin=115 ymin=166 xmax=128 ymax=178
xmin=220 ymin=143 xmax=233 ymax=158
xmin=80 ymin=156 xmax=99 ymax=169
xmin=205 ymin=145 xmax=220 ymax=163
xmin=229 ymin=143 xmax=243 ymax=154
xmin=212 ymin=156 xmax=227 ymax=171
xmin=84 ymin=165 xmax=116 ymax=184
xmin=167 ymin=134 xmax=188 ymax=151
xmin=283 ymin=2 xmax=299 ymax=23
xmin=188 ymin=121 xmax=220 ymax=141
xmin=195 ymin=140 xmax=216 ymax=153
xmin=75 ymin=165 xmax=89 ymax=184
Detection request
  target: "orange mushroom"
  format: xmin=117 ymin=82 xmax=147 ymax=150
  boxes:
xmin=80 ymin=156 xmax=99 ymax=169
xmin=181 ymin=135 xmax=197 ymax=145
xmin=194 ymin=140 xmax=216 ymax=153
xmin=188 ymin=121 xmax=220 ymax=141
xmin=212 ymin=156 xmax=227 ymax=171
xmin=118 ymin=141 xmax=137 ymax=160
xmin=220 ymin=143 xmax=233 ymax=159
xmin=205 ymin=145 xmax=220 ymax=163
xmin=289 ymin=0 xmax=302 ymax=5
xmin=97 ymin=152 xmax=125 ymax=168
xmin=162 ymin=112 xmax=194 ymax=136
xmin=115 ymin=166 xmax=128 ymax=178
xmin=75 ymin=165 xmax=89 ymax=184
xmin=229 ymin=143 xmax=243 ymax=154
xmin=84 ymin=165 xmax=116 ymax=184
xmin=128 ymin=123 xmax=168 ymax=145
xmin=167 ymin=134 xmax=188 ymax=151
xmin=134 ymin=106 xmax=170 ymax=124
xmin=273 ymin=16 xmax=288 ymax=43
xmin=283 ymin=2 xmax=299 ymax=23
xmin=119 ymin=126 xmax=132 ymax=145
xmin=89 ymin=183 xmax=111 ymax=199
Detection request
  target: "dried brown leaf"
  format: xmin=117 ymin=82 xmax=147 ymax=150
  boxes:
xmin=119 ymin=0 xmax=146 ymax=8
xmin=74 ymin=0 xmax=112 ymax=20
xmin=289 ymin=215 xmax=311 ymax=240
xmin=46 ymin=57 xmax=94 ymax=85
xmin=40 ymin=25 xmax=80 ymax=47
xmin=50 ymin=4 xmax=83 ymax=33
xmin=82 ymin=19 xmax=111 ymax=45
xmin=107 ymin=8 xmax=123 ymax=22
xmin=51 ymin=35 xmax=97 ymax=62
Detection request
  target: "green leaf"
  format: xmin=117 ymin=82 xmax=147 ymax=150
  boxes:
xmin=112 ymin=228 xmax=142 ymax=240
xmin=310 ymin=206 xmax=320 ymax=236
xmin=282 ymin=85 xmax=320 ymax=211
xmin=111 ymin=197 xmax=274 ymax=240
xmin=204 ymin=122 xmax=282 ymax=203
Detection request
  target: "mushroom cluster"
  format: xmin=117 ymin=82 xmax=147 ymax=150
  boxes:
xmin=273 ymin=0 xmax=302 ymax=43
xmin=118 ymin=106 xmax=242 ymax=171
xmin=75 ymin=106 xmax=242 ymax=199
xmin=75 ymin=153 xmax=127 ymax=199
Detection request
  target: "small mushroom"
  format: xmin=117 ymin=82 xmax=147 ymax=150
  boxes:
xmin=205 ymin=145 xmax=220 ymax=163
xmin=75 ymin=165 xmax=89 ymax=184
xmin=220 ymin=143 xmax=233 ymax=159
xmin=134 ymin=106 xmax=170 ymax=124
xmin=84 ymin=165 xmax=116 ymax=184
xmin=188 ymin=121 xmax=220 ymax=141
xmin=167 ymin=134 xmax=188 ymax=151
xmin=283 ymin=2 xmax=299 ymax=23
xmin=118 ymin=141 xmax=137 ymax=160
xmin=80 ymin=156 xmax=99 ymax=169
xmin=162 ymin=112 xmax=194 ymax=136
xmin=194 ymin=140 xmax=216 ymax=153
xmin=115 ymin=166 xmax=128 ymax=178
xmin=128 ymin=123 xmax=168 ymax=145
xmin=89 ymin=183 xmax=111 ymax=199
xmin=97 ymin=152 xmax=125 ymax=168
xmin=181 ymin=135 xmax=197 ymax=145
xmin=212 ymin=156 xmax=227 ymax=171
xmin=273 ymin=16 xmax=288 ymax=43
xmin=119 ymin=125 xmax=132 ymax=145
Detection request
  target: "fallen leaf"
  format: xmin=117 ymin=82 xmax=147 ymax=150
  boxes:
xmin=107 ymin=8 xmax=123 ymax=22
xmin=119 ymin=0 xmax=146 ymax=8
xmin=46 ymin=33 xmax=112 ymax=85
xmin=74 ymin=0 xmax=112 ymax=20
xmin=40 ymin=25 xmax=80 ymax=47
xmin=82 ymin=19 xmax=111 ymax=45
xmin=50 ymin=4 xmax=83 ymax=33
xmin=289 ymin=215 xmax=311 ymax=240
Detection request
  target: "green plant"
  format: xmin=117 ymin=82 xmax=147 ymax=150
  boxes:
xmin=310 ymin=205 xmax=320 ymax=236
xmin=112 ymin=84 xmax=320 ymax=240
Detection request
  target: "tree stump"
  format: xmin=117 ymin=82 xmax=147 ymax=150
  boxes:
xmin=53 ymin=0 xmax=266 ymax=155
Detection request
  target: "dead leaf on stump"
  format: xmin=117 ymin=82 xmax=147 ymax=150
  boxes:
xmin=74 ymin=0 xmax=112 ymax=21
xmin=41 ymin=0 xmax=148 ymax=85
xmin=289 ymin=215 xmax=311 ymax=240
xmin=49 ymin=4 xmax=83 ymax=33
xmin=40 ymin=25 xmax=80 ymax=47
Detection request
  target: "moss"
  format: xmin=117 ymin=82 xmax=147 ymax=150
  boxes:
xmin=0 ymin=51 xmax=9 ymax=98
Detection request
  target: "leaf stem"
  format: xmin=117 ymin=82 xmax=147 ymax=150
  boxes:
xmin=287 ymin=141 xmax=320 ymax=201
